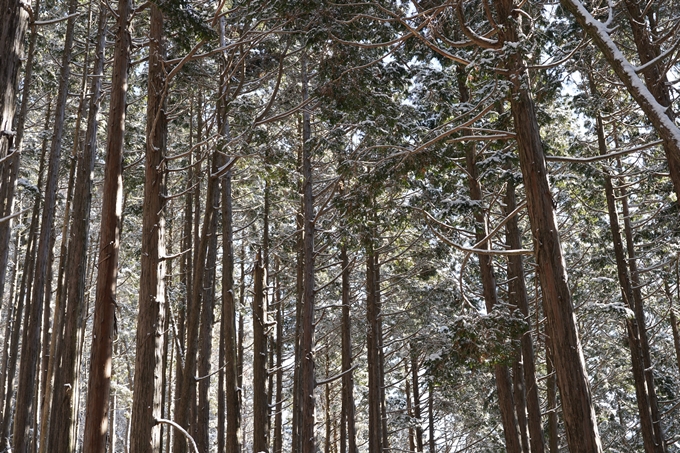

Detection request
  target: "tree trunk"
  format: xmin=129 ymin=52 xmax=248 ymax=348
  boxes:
xmin=299 ymin=49 xmax=316 ymax=453
xmin=13 ymin=0 xmax=78 ymax=447
xmin=129 ymin=4 xmax=167 ymax=452
xmin=411 ymin=350 xmax=424 ymax=453
xmin=505 ymin=173 xmax=545 ymax=453
xmin=0 ymin=0 xmax=36 ymax=307
xmin=340 ymin=244 xmax=358 ymax=453
xmin=0 ymin=99 xmax=49 ymax=450
xmin=273 ymin=260 xmax=284 ymax=453
xmin=560 ymin=0 xmax=680 ymax=207
xmin=595 ymin=110 xmax=662 ymax=453
xmin=0 ymin=0 xmax=29 ymax=300
xmin=545 ymin=338 xmax=559 ymax=453
xmin=366 ymin=242 xmax=384 ymax=453
xmin=621 ymin=0 xmax=680 ymax=199
xmin=253 ymin=250 xmax=268 ymax=453
xmin=666 ymin=280 xmax=680 ymax=378
xmin=460 ymin=87 xmax=522 ymax=451
xmin=196 ymin=154 xmax=219 ymax=453
xmin=221 ymin=148 xmax=241 ymax=453
xmin=492 ymin=0 xmax=603 ymax=450
xmin=616 ymin=156 xmax=665 ymax=451
xmin=427 ymin=383 xmax=435 ymax=453
xmin=79 ymin=3 xmax=125 ymax=451
xmin=174 ymin=100 xmax=194 ymax=453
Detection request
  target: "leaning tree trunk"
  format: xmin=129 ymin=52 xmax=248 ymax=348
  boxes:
xmin=560 ymin=0 xmax=680 ymax=207
xmin=129 ymin=4 xmax=167 ymax=452
xmin=80 ymin=3 xmax=126 ymax=451
xmin=491 ymin=0 xmax=603 ymax=450
xmin=622 ymin=0 xmax=680 ymax=204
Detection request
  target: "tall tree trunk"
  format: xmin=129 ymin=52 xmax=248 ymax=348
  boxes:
xmin=253 ymin=250 xmax=268 ymax=453
xmin=129 ymin=4 xmax=167 ymax=452
xmin=366 ymin=243 xmax=384 ymax=453
xmin=458 ymin=70 xmax=522 ymax=450
xmin=0 ymin=0 xmax=29 ymax=300
xmin=545 ymin=338 xmax=558 ymax=453
xmin=273 ymin=260 xmax=284 ymax=453
xmin=427 ymin=383 xmax=435 ymax=453
xmin=405 ymin=361 xmax=415 ymax=453
xmin=621 ymin=0 xmax=680 ymax=201
xmin=595 ymin=111 xmax=661 ymax=453
xmin=617 ymin=156 xmax=665 ymax=451
xmin=0 ymin=0 xmax=37 ymax=309
xmin=175 ymin=94 xmax=217 ymax=453
xmin=0 ymin=99 xmax=49 ymax=450
xmin=196 ymin=155 xmax=219 ymax=453
xmin=13 ymin=0 xmax=78 ymax=447
xmin=221 ymin=141 xmax=241 ymax=453
xmin=174 ymin=102 xmax=194 ymax=453
xmin=492 ymin=1 xmax=603 ymax=450
xmin=505 ymin=173 xmax=545 ymax=453
xmin=666 ymin=279 xmax=680 ymax=378
xmin=410 ymin=349 xmax=423 ymax=453
xmin=78 ymin=3 xmax=124 ymax=451
xmin=299 ymin=49 xmax=316 ymax=453
xmin=340 ymin=244 xmax=358 ymax=453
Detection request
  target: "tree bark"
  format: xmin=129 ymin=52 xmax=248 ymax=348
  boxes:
xmin=196 ymin=154 xmax=219 ymax=453
xmin=13 ymin=0 xmax=78 ymax=447
xmin=492 ymin=0 xmax=603 ymax=450
xmin=595 ymin=111 xmax=662 ymax=453
xmin=221 ymin=152 xmax=241 ymax=453
xmin=299 ymin=49 xmax=316 ymax=453
xmin=0 ymin=0 xmax=29 ymax=300
xmin=462 ymin=132 xmax=522 ymax=453
xmin=78 ymin=3 xmax=123 ymax=450
xmin=505 ymin=174 xmax=545 ymax=453
xmin=253 ymin=250 xmax=269 ymax=453
xmin=129 ymin=4 xmax=167 ymax=452
xmin=0 ymin=99 xmax=49 ymax=450
xmin=273 ymin=259 xmax=283 ymax=453
xmin=366 ymin=241 xmax=388 ymax=453
xmin=616 ymin=155 xmax=665 ymax=451
xmin=340 ymin=244 xmax=358 ymax=453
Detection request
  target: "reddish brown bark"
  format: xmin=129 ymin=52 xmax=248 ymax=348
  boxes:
xmin=299 ymin=50 xmax=316 ymax=453
xmin=253 ymin=250 xmax=269 ymax=452
xmin=129 ymin=4 xmax=167 ymax=452
xmin=79 ymin=5 xmax=123 ymax=452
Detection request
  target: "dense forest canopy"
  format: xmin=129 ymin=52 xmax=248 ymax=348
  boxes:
xmin=1 ymin=0 xmax=680 ymax=452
